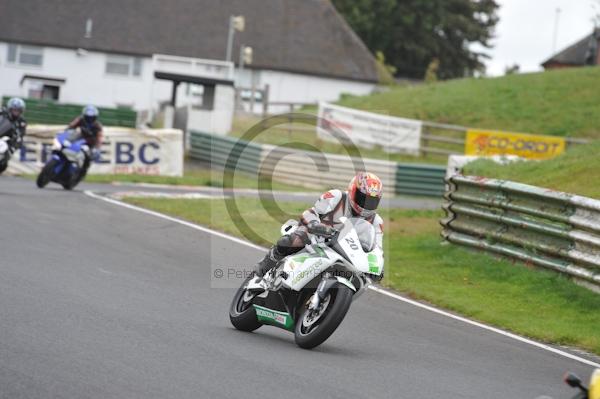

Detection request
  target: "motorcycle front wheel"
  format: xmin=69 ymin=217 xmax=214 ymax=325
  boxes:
xmin=66 ymin=161 xmax=89 ymax=190
xmin=294 ymin=282 xmax=353 ymax=349
xmin=36 ymin=159 xmax=58 ymax=188
xmin=62 ymin=169 xmax=80 ymax=190
xmin=0 ymin=160 xmax=7 ymax=174
xmin=229 ymin=275 xmax=262 ymax=332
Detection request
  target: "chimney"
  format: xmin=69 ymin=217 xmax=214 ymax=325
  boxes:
xmin=85 ymin=18 xmax=93 ymax=39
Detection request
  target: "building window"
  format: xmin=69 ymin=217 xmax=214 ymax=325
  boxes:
xmin=132 ymin=57 xmax=142 ymax=76
xmin=105 ymin=55 xmax=143 ymax=77
xmin=6 ymin=44 xmax=44 ymax=66
xmin=7 ymin=44 xmax=17 ymax=62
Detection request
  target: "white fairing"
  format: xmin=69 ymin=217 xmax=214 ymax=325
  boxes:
xmin=336 ymin=217 xmax=384 ymax=275
xmin=62 ymin=148 xmax=79 ymax=163
xmin=280 ymin=218 xmax=384 ymax=292
xmin=62 ymin=144 xmax=87 ymax=167
xmin=337 ymin=221 xmax=370 ymax=273
xmin=281 ymin=247 xmax=342 ymax=291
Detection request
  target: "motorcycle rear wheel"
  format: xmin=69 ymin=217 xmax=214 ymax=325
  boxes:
xmin=294 ymin=283 xmax=353 ymax=349
xmin=36 ymin=159 xmax=57 ymax=188
xmin=0 ymin=160 xmax=7 ymax=174
xmin=229 ymin=276 xmax=262 ymax=332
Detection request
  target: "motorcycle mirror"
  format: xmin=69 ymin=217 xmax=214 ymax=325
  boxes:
xmin=564 ymin=372 xmax=583 ymax=388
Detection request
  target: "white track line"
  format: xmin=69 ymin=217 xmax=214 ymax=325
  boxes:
xmin=110 ymin=181 xmax=321 ymax=197
xmin=84 ymin=190 xmax=600 ymax=368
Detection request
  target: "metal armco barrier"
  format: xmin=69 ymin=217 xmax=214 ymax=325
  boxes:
xmin=441 ymin=175 xmax=600 ymax=289
xmin=396 ymin=163 xmax=446 ymax=197
xmin=190 ymin=131 xmax=446 ymax=197
xmin=190 ymin=131 xmax=262 ymax=176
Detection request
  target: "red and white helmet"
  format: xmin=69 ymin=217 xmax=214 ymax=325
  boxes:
xmin=347 ymin=172 xmax=383 ymax=218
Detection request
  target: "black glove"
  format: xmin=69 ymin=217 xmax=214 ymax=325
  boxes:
xmin=307 ymin=221 xmax=335 ymax=236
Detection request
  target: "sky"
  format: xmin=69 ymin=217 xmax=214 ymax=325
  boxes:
xmin=481 ymin=0 xmax=598 ymax=76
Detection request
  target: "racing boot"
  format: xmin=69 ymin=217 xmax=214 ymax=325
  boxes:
xmin=255 ymin=246 xmax=284 ymax=277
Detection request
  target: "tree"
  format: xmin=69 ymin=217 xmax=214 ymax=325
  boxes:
xmin=504 ymin=64 xmax=520 ymax=75
xmin=592 ymin=0 xmax=600 ymax=27
xmin=332 ymin=0 xmax=499 ymax=80
xmin=424 ymin=58 xmax=440 ymax=82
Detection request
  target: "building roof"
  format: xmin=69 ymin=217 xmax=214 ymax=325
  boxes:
xmin=0 ymin=0 xmax=379 ymax=83
xmin=542 ymin=28 xmax=600 ymax=67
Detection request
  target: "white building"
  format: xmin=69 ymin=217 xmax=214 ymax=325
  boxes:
xmin=0 ymin=0 xmax=379 ymax=131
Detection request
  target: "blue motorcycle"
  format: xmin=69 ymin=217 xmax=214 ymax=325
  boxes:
xmin=36 ymin=129 xmax=89 ymax=190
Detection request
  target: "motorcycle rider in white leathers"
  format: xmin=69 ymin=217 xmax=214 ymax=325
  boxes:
xmin=256 ymin=172 xmax=384 ymax=280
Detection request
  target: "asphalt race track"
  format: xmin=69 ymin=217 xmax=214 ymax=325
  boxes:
xmin=0 ymin=176 xmax=597 ymax=399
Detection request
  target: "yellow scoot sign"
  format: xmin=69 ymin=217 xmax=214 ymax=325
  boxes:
xmin=465 ymin=129 xmax=565 ymax=160
xmin=590 ymin=369 xmax=600 ymax=399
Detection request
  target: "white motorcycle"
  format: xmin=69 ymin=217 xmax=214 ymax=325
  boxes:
xmin=229 ymin=217 xmax=384 ymax=349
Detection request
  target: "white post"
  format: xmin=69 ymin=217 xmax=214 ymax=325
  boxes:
xmin=226 ymin=16 xmax=235 ymax=62
xmin=226 ymin=15 xmax=245 ymax=62
xmin=250 ymin=73 xmax=256 ymax=114
xmin=239 ymin=44 xmax=246 ymax=75
xmin=236 ymin=45 xmax=245 ymax=111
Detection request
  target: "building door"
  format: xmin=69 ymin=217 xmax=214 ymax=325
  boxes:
xmin=20 ymin=75 xmax=65 ymax=101
xmin=41 ymin=85 xmax=60 ymax=100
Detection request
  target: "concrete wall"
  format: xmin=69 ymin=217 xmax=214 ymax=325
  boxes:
xmin=185 ymin=85 xmax=235 ymax=136
xmin=234 ymin=68 xmax=375 ymax=114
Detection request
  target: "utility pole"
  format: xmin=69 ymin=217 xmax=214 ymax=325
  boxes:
xmin=552 ymin=7 xmax=561 ymax=54
xmin=226 ymin=15 xmax=245 ymax=62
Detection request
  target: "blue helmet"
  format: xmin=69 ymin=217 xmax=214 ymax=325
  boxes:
xmin=82 ymin=105 xmax=99 ymax=124
xmin=7 ymin=97 xmax=25 ymax=119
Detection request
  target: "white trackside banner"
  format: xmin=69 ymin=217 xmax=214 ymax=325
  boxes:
xmin=6 ymin=125 xmax=183 ymax=176
xmin=317 ymin=102 xmax=422 ymax=155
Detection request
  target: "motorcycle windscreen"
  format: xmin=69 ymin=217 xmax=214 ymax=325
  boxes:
xmin=67 ymin=130 xmax=80 ymax=141
xmin=56 ymin=129 xmax=80 ymax=143
xmin=353 ymin=218 xmax=376 ymax=252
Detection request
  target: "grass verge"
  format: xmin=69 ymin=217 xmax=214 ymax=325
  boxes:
xmin=464 ymin=140 xmax=600 ymax=199
xmin=77 ymin=168 xmax=312 ymax=192
xmin=124 ymin=196 xmax=600 ymax=355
